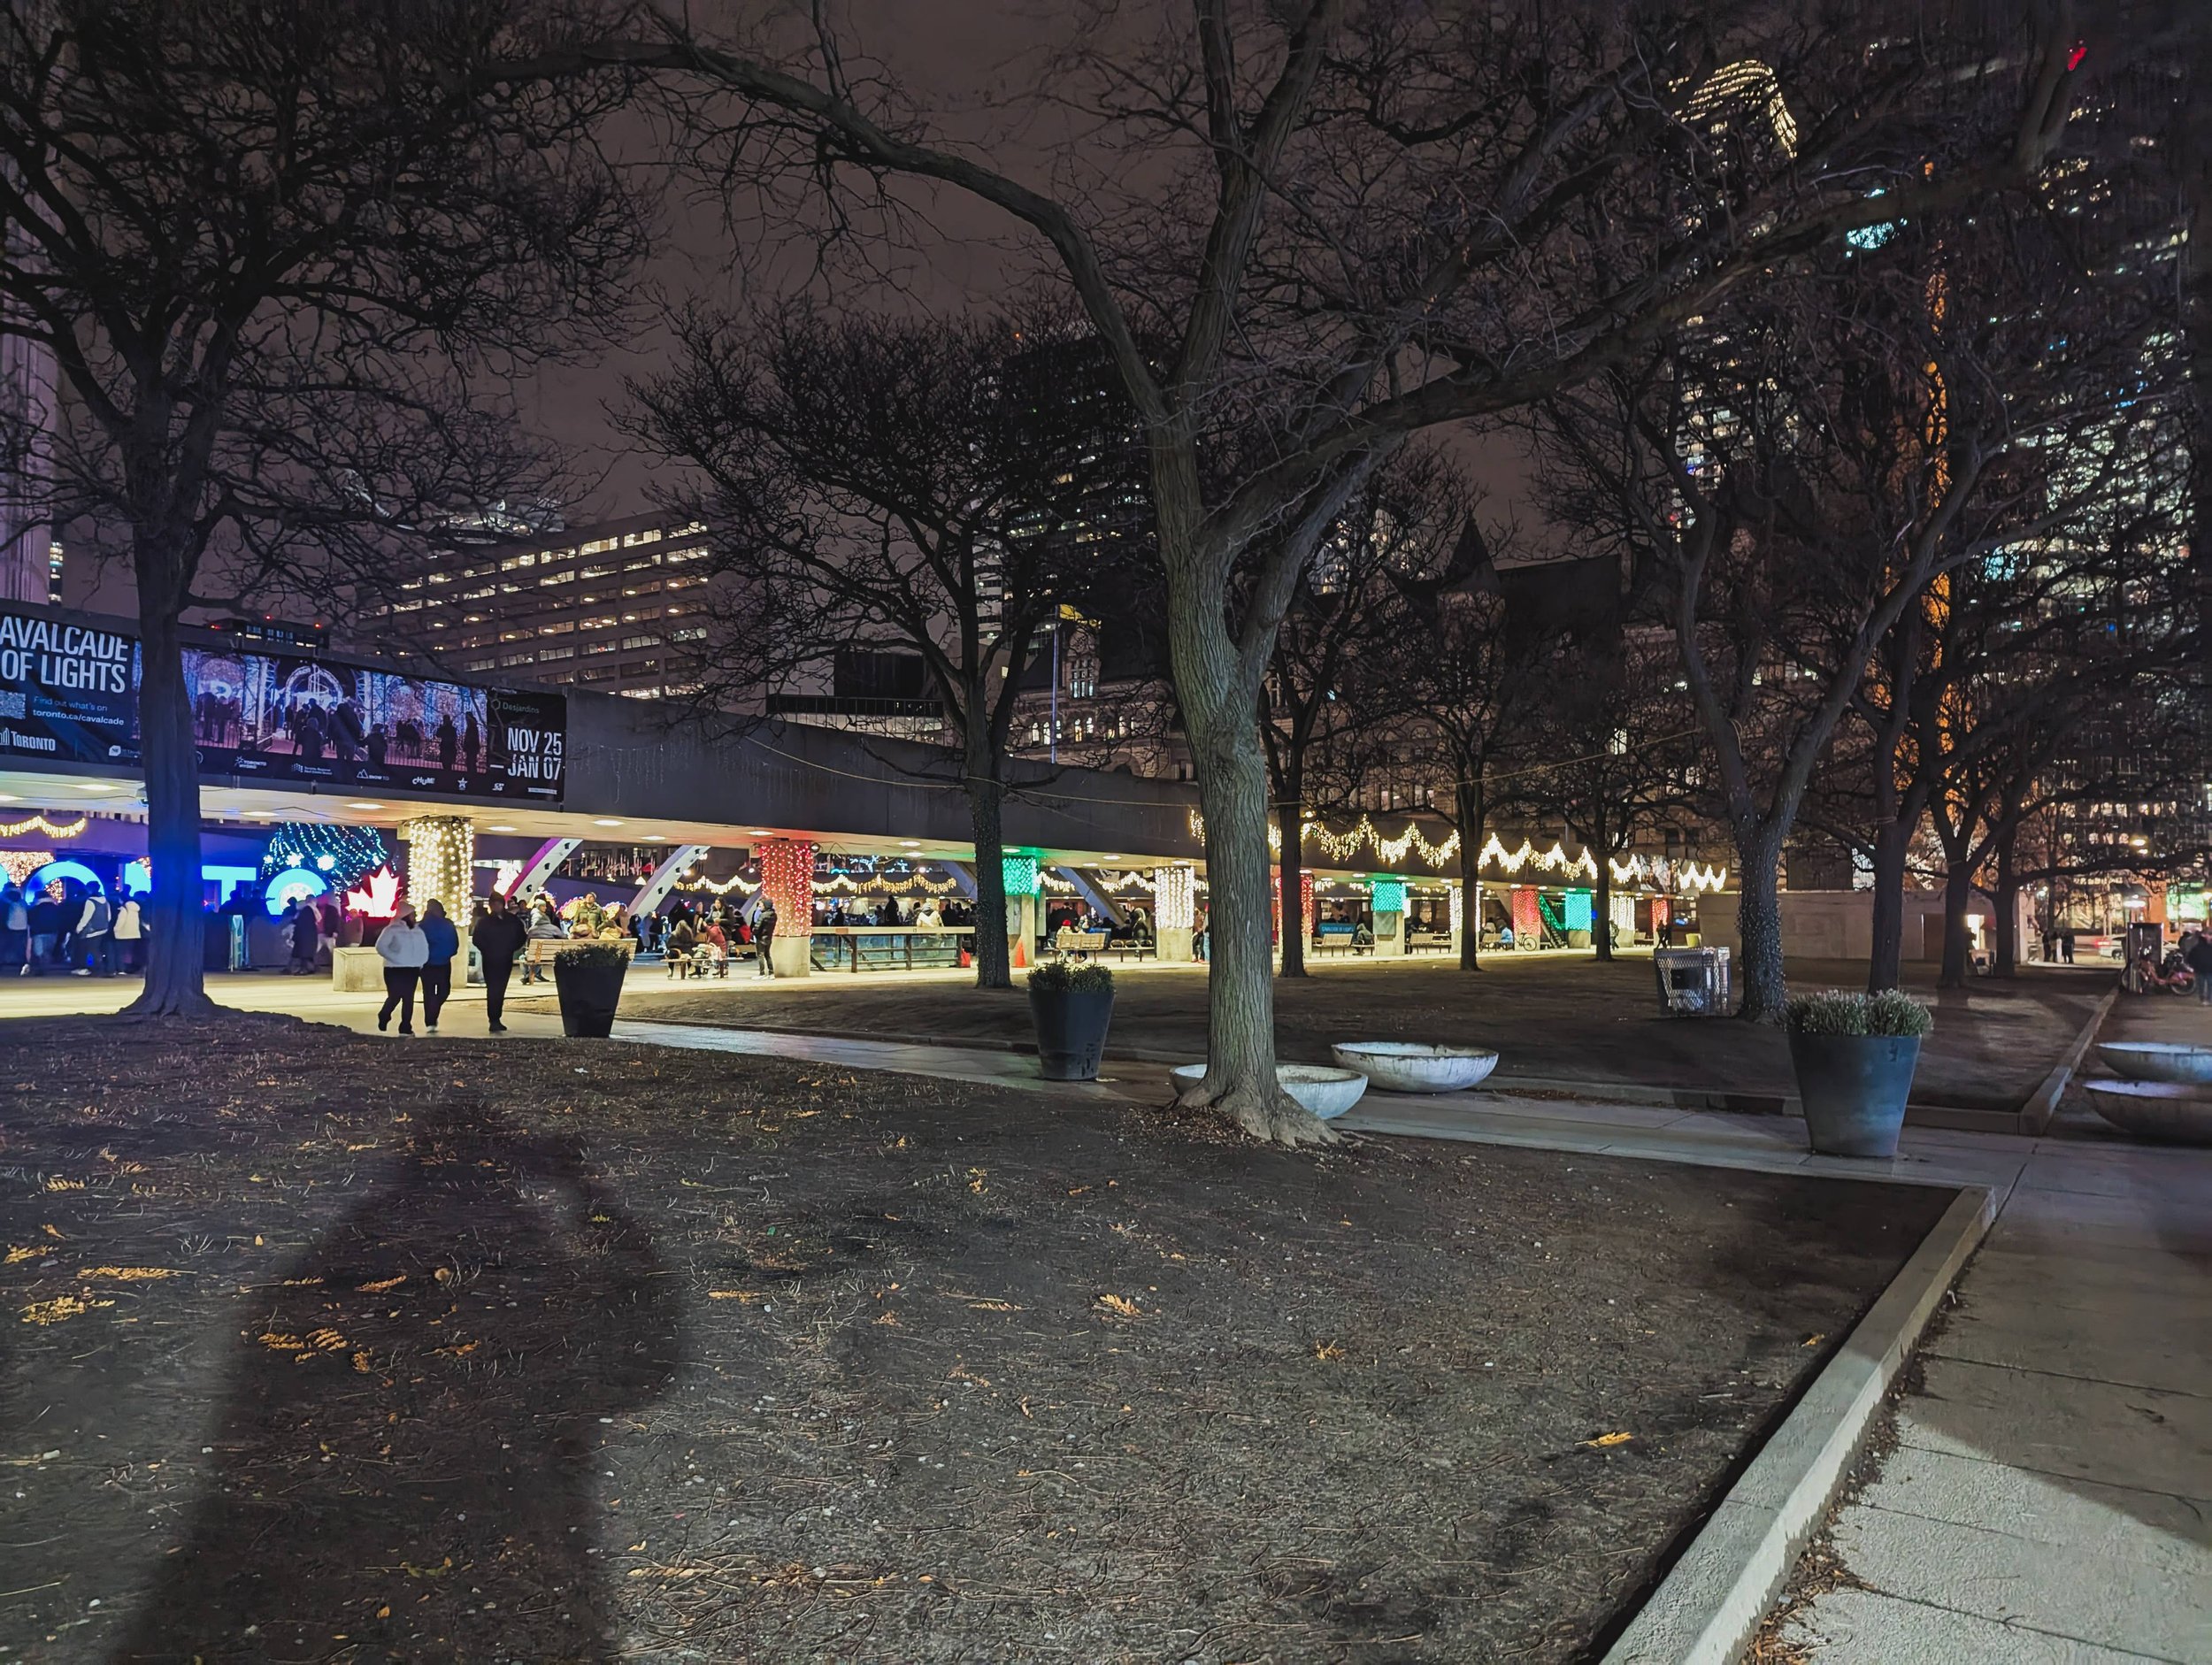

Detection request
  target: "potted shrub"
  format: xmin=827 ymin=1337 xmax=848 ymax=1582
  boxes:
xmin=1027 ymin=960 xmax=1116 ymax=1081
xmin=553 ymin=941 xmax=631 ymax=1039
xmin=1785 ymin=989 xmax=1934 ymax=1158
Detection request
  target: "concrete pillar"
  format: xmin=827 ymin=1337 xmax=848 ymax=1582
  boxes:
xmin=757 ymin=837 xmax=814 ymax=978
xmin=398 ymin=816 xmax=473 ymax=918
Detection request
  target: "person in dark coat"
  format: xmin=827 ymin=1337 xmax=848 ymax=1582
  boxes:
xmin=419 ymin=898 xmax=461 ymax=1034
xmin=472 ymin=893 xmax=528 ymax=1032
xmin=435 ymin=713 xmax=459 ymax=771
xmin=288 ymin=896 xmax=321 ymax=975
xmin=754 ymin=899 xmax=778 ymax=976
xmin=2185 ymin=931 xmax=2212 ymax=1006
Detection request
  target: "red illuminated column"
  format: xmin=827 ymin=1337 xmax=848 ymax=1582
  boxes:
xmin=1301 ymin=871 xmax=1317 ymax=941
xmin=1510 ymin=885 xmax=1540 ymax=949
xmin=757 ymin=838 xmax=815 ymax=977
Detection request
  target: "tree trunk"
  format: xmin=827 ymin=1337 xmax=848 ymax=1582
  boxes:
xmin=126 ymin=606 xmax=217 ymax=1018
xmin=966 ymin=765 xmax=1011 ymax=991
xmin=1733 ymin=827 xmax=1787 ymax=1023
xmin=1938 ymin=846 xmax=1976 ymax=989
xmin=1277 ymin=778 xmax=1306 ymax=978
xmin=1992 ymin=829 xmax=2020 ymax=979
xmin=1455 ymin=778 xmax=1486 ymax=971
xmin=1866 ymin=817 xmax=1911 ymax=994
xmin=1590 ymin=801 xmax=1613 ymax=962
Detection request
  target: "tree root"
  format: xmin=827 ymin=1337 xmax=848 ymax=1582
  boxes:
xmin=120 ymin=986 xmax=222 ymax=1021
xmin=1171 ymin=1077 xmax=1341 ymax=1147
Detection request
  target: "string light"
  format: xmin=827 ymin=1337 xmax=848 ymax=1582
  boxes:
xmin=0 ymin=812 xmax=86 ymax=840
xmin=1155 ymin=865 xmax=1195 ymax=931
xmin=398 ymin=817 xmax=474 ymax=917
xmin=1608 ymin=853 xmax=1730 ymax=894
xmin=1448 ymin=883 xmax=1464 ymax=937
xmin=345 ymin=866 xmax=403 ymax=917
xmin=0 ymin=850 xmax=55 ymax=885
xmin=260 ymin=823 xmax=388 ymax=889
xmin=1371 ymin=877 xmax=1407 ymax=915
xmin=1000 ymin=854 xmax=1041 ymax=899
xmin=757 ymin=839 xmax=816 ymax=935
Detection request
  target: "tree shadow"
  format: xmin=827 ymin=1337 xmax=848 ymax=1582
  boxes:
xmin=113 ymin=1097 xmax=678 ymax=1663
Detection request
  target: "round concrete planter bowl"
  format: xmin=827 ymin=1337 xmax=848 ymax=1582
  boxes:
xmin=2083 ymin=1079 xmax=2212 ymax=1145
xmin=1328 ymin=1041 xmax=1500 ymax=1093
xmin=1169 ymin=1063 xmax=1370 ymax=1120
xmin=2095 ymin=1041 xmax=2212 ymax=1085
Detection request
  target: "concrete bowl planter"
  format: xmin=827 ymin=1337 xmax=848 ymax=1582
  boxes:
xmin=2095 ymin=1041 xmax=2212 ymax=1085
xmin=1328 ymin=1040 xmax=1500 ymax=1093
xmin=1169 ymin=1063 xmax=1370 ymax=1120
xmin=2084 ymin=1078 xmax=2212 ymax=1144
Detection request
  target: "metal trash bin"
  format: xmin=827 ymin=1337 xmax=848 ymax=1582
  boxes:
xmin=1654 ymin=946 xmax=1731 ymax=1016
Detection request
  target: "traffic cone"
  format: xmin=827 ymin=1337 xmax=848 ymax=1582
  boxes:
xmin=1011 ymin=934 xmax=1027 ymax=969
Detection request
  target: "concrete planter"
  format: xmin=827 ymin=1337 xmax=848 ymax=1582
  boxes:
xmin=1789 ymin=1032 xmax=1922 ymax=1158
xmin=553 ymin=958 xmax=627 ymax=1039
xmin=2084 ymin=1079 xmax=2212 ymax=1144
xmin=1170 ymin=1063 xmax=1369 ymax=1120
xmin=1029 ymin=986 xmax=1115 ymax=1081
xmin=1328 ymin=1041 xmax=1499 ymax=1093
xmin=2095 ymin=1041 xmax=2212 ymax=1085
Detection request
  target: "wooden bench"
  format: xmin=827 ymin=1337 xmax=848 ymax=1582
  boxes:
xmin=1310 ymin=926 xmax=1372 ymax=956
xmin=518 ymin=935 xmax=635 ymax=981
xmin=1046 ymin=929 xmax=1110 ymax=962
xmin=1099 ymin=938 xmax=1156 ymax=962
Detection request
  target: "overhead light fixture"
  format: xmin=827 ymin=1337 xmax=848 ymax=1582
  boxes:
xmin=899 ymin=840 xmax=920 ymax=848
xmin=78 ymin=782 xmax=115 ymax=792
xmin=748 ymin=829 xmax=773 ymax=836
xmin=487 ymin=825 xmax=518 ymax=833
xmin=346 ymin=802 xmax=383 ymax=811
xmin=593 ymin=817 xmax=624 ymax=827
xmin=0 ymin=793 xmax=18 ymax=803
xmin=643 ymin=833 xmax=665 ymax=842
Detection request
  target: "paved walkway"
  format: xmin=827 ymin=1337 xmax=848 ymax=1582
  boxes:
xmin=1773 ymin=1001 xmax=2212 ymax=1665
xmin=9 ymin=977 xmax=2208 ymax=1661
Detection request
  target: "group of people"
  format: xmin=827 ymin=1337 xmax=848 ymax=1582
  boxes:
xmin=515 ymin=889 xmax=782 ymax=978
xmin=1 ymin=879 xmax=142 ymax=976
xmin=373 ymin=894 xmax=534 ymax=1034
xmin=817 ymin=894 xmax=962 ymax=930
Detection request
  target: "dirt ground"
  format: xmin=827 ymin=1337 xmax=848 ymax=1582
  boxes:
xmin=0 ymin=1016 xmax=1949 ymax=1664
xmin=620 ymin=954 xmax=2109 ymax=1113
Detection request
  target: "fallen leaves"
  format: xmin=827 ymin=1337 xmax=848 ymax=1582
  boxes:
xmin=21 ymin=1294 xmax=111 ymax=1325
xmin=1801 ymin=1333 xmax=1826 ymax=1348
xmin=259 ymin=1327 xmax=348 ymax=1359
xmin=1094 ymin=1293 xmax=1142 ymax=1319
xmin=1311 ymin=1341 xmax=1347 ymax=1362
xmin=3 ymin=1247 xmax=35 ymax=1264
xmin=78 ymin=1266 xmax=183 ymax=1282
xmin=706 ymin=1289 xmax=765 ymax=1303
xmin=357 ymin=1276 xmax=406 ymax=1293
xmin=1579 ymin=1431 xmax=1634 ymax=1449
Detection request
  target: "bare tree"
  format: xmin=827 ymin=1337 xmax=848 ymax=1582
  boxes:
xmin=565 ymin=1 xmax=2088 ymax=1137
xmin=1259 ymin=450 xmax=1463 ymax=978
xmin=0 ymin=0 xmax=643 ymax=1015
xmin=624 ymin=305 xmax=1146 ymax=990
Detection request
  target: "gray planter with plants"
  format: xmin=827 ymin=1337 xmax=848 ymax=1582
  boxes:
xmin=1784 ymin=989 xmax=1932 ymax=1158
xmin=1027 ymin=961 xmax=1116 ymax=1081
xmin=553 ymin=942 xmax=630 ymax=1039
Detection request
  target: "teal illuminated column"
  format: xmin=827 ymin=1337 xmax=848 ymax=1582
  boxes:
xmin=1002 ymin=852 xmax=1042 ymax=963
xmin=1371 ymin=874 xmax=1407 ymax=958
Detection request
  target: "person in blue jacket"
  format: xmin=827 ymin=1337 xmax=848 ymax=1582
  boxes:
xmin=419 ymin=897 xmax=461 ymax=1034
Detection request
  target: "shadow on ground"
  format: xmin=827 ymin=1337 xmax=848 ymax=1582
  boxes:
xmin=111 ymin=1097 xmax=677 ymax=1663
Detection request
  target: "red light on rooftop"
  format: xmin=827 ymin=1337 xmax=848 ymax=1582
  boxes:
xmin=2066 ymin=42 xmax=2086 ymax=70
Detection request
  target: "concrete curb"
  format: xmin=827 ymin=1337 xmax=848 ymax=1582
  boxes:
xmin=2018 ymin=985 xmax=2119 ymax=1135
xmin=1600 ymin=1183 xmax=1996 ymax=1665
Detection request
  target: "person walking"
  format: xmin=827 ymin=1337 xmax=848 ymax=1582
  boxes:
xmin=1 ymin=884 xmax=26 ymax=973
xmin=375 ymin=903 xmax=430 ymax=1034
xmin=288 ymin=894 xmax=320 ymax=976
xmin=114 ymin=893 xmax=143 ymax=974
xmin=2186 ymin=930 xmax=2212 ymax=1006
xmin=754 ymin=898 xmax=778 ymax=976
xmin=472 ymin=893 xmax=527 ymax=1031
xmin=72 ymin=883 xmax=112 ymax=977
xmin=27 ymin=886 xmax=64 ymax=973
xmin=419 ymin=898 xmax=460 ymax=1033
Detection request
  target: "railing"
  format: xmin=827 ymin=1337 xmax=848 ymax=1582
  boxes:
xmin=809 ymin=925 xmax=974 ymax=973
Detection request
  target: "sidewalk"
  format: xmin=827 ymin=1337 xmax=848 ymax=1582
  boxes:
xmin=1772 ymin=1001 xmax=2212 ymax=1665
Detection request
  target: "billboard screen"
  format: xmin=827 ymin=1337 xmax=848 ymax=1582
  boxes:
xmin=0 ymin=612 xmax=137 ymax=767
xmin=0 ymin=606 xmax=564 ymax=801
xmin=180 ymin=648 xmax=565 ymax=801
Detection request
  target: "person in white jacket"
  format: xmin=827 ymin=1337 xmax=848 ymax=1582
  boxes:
xmin=375 ymin=905 xmax=430 ymax=1035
